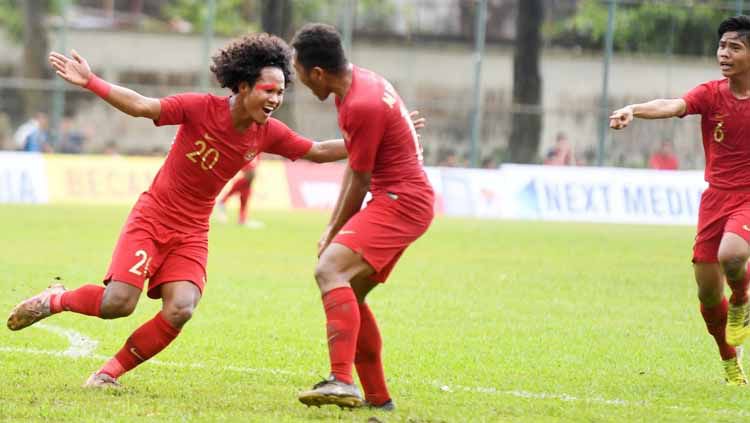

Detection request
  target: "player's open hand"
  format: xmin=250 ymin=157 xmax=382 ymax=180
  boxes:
xmin=49 ymin=49 xmax=92 ymax=87
xmin=609 ymin=106 xmax=634 ymax=130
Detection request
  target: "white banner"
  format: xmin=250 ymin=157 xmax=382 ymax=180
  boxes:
xmin=496 ymin=164 xmax=706 ymax=225
xmin=0 ymin=152 xmax=48 ymax=204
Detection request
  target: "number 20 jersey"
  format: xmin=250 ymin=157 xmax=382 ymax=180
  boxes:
xmin=145 ymin=93 xmax=313 ymax=233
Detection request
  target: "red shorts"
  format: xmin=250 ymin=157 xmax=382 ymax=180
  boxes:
xmin=332 ymin=195 xmax=433 ymax=283
xmin=104 ymin=210 xmax=208 ymax=299
xmin=693 ymin=187 xmax=750 ymax=263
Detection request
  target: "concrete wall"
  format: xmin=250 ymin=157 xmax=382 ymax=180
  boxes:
xmin=0 ymin=28 xmax=718 ymax=166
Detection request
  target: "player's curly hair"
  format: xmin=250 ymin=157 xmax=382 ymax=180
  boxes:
xmin=718 ymin=15 xmax=750 ymax=45
xmin=210 ymin=33 xmax=292 ymax=93
xmin=291 ymin=23 xmax=348 ymax=74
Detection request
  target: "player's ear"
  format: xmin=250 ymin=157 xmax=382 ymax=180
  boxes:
xmin=311 ymin=67 xmax=324 ymax=82
xmin=238 ymin=81 xmax=251 ymax=94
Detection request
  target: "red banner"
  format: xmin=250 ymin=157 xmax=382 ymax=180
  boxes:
xmin=284 ymin=161 xmax=346 ymax=210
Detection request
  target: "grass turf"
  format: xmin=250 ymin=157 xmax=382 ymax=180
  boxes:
xmin=0 ymin=204 xmax=748 ymax=422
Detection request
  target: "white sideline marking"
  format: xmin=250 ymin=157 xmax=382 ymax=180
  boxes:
xmin=431 ymin=381 xmax=750 ymax=417
xmin=35 ymin=323 xmax=99 ymax=357
xmin=1 ymin=324 xmax=748 ymax=417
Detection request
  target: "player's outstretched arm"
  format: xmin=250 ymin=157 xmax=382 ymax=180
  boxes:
xmin=49 ymin=50 xmax=161 ymax=120
xmin=609 ymin=99 xmax=686 ymax=130
xmin=303 ymin=109 xmax=427 ymax=163
xmin=303 ymin=139 xmax=348 ymax=163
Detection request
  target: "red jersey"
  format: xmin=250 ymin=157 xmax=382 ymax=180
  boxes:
xmin=683 ymin=79 xmax=750 ymax=189
xmin=146 ymin=93 xmax=312 ymax=232
xmin=335 ymin=65 xmax=433 ymax=208
xmin=648 ymin=152 xmax=679 ymax=170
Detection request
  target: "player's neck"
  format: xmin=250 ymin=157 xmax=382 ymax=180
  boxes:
xmin=228 ymin=95 xmax=254 ymax=132
xmin=331 ymin=63 xmax=354 ymax=100
xmin=728 ymin=75 xmax=750 ymax=99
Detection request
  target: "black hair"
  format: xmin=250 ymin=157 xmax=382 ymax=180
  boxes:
xmin=210 ymin=33 xmax=292 ymax=93
xmin=291 ymin=23 xmax=348 ymax=74
xmin=718 ymin=15 xmax=750 ymax=45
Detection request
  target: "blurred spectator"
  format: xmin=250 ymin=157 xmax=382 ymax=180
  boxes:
xmin=580 ymin=147 xmax=596 ymax=166
xmin=543 ymin=132 xmax=573 ymax=165
xmin=437 ymin=148 xmax=460 ymax=167
xmin=58 ymin=117 xmax=87 ymax=154
xmin=13 ymin=112 xmax=50 ymax=152
xmin=102 ymin=141 xmax=120 ymax=156
xmin=481 ymin=156 xmax=498 ymax=169
xmin=0 ymin=112 xmax=11 ymax=150
xmin=649 ymin=139 xmax=679 ymax=170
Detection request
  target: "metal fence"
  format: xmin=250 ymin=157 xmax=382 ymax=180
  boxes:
xmin=0 ymin=0 xmax=745 ymax=170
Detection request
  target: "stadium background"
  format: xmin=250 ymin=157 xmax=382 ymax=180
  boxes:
xmin=4 ymin=2 xmax=750 ymax=422
xmin=2 ymin=0 xmax=743 ymax=226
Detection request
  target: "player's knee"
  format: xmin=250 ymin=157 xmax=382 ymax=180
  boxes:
xmin=314 ymin=263 xmax=336 ymax=288
xmin=697 ymin=286 xmax=723 ymax=306
xmin=719 ymin=254 xmax=747 ymax=280
xmin=162 ymin=302 xmax=195 ymax=328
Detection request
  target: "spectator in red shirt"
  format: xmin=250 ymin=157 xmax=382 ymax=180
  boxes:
xmin=543 ymin=132 xmax=574 ymax=165
xmin=649 ymin=139 xmax=679 ymax=170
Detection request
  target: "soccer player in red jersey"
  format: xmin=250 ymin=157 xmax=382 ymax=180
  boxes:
xmin=610 ymin=15 xmax=750 ymax=386
xmin=291 ymin=24 xmax=435 ymax=409
xmin=215 ymin=154 xmax=264 ymax=228
xmin=5 ymin=33 xmax=352 ymax=388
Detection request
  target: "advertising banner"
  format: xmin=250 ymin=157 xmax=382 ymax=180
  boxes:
xmin=497 ymin=164 xmax=706 ymax=225
xmin=284 ymin=161 xmax=346 ymax=209
xmin=45 ymin=154 xmax=161 ymax=204
xmin=0 ymin=152 xmax=48 ymax=204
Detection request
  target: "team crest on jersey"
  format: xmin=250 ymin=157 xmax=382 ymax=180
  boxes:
xmin=245 ymin=150 xmax=258 ymax=161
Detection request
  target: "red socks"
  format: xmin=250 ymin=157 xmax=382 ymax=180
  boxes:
xmin=355 ymin=303 xmax=391 ymax=405
xmin=727 ymin=262 xmax=750 ymax=305
xmin=50 ymin=284 xmax=105 ymax=316
xmin=323 ymin=287 xmax=360 ymax=384
xmin=700 ymin=297 xmax=735 ymax=360
xmin=99 ymin=312 xmax=180 ymax=379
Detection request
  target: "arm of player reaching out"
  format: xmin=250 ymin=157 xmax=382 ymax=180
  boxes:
xmin=303 ymin=139 xmax=348 ymax=163
xmin=303 ymin=110 xmax=426 ymax=163
xmin=49 ymin=50 xmax=161 ymax=120
xmin=317 ymin=165 xmax=370 ymax=256
xmin=609 ymin=99 xmax=686 ymax=130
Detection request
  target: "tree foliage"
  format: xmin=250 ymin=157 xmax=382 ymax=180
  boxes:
xmin=161 ymin=0 xmax=399 ymax=38
xmin=548 ymin=0 xmax=729 ymax=56
xmin=162 ymin=0 xmax=260 ymax=36
xmin=0 ymin=0 xmax=26 ymax=42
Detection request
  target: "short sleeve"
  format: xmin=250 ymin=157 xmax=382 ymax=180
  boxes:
xmin=263 ymin=118 xmax=314 ymax=161
xmin=154 ymin=93 xmax=206 ymax=127
xmin=343 ymin=102 xmax=386 ymax=173
xmin=681 ymin=83 xmax=712 ymax=117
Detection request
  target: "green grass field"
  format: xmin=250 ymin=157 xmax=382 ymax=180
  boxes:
xmin=1 ymin=204 xmax=749 ymax=422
